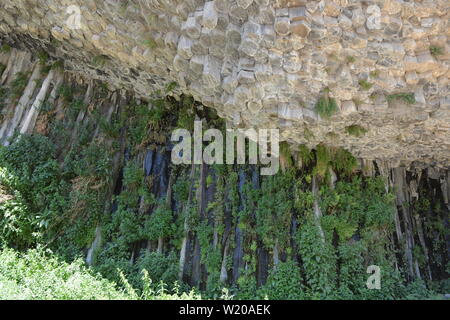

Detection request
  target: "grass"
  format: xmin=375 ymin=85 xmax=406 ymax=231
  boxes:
xmin=143 ymin=37 xmax=157 ymax=50
xmin=0 ymin=248 xmax=202 ymax=300
xmin=298 ymin=145 xmax=314 ymax=167
xmin=92 ymin=55 xmax=109 ymax=67
xmin=0 ymin=248 xmax=128 ymax=300
xmin=429 ymin=46 xmax=444 ymax=57
xmin=165 ymin=81 xmax=177 ymax=93
xmin=280 ymin=141 xmax=294 ymax=169
xmin=119 ymin=0 xmax=130 ymax=14
xmin=37 ymin=51 xmax=49 ymax=65
xmin=69 ymin=99 xmax=86 ymax=113
xmin=11 ymin=72 xmax=30 ymax=100
xmin=315 ymin=90 xmax=339 ymax=119
xmin=52 ymin=60 xmax=64 ymax=71
xmin=0 ymin=87 xmax=8 ymax=114
xmin=369 ymin=70 xmax=379 ymax=78
xmin=0 ymin=44 xmax=11 ymax=54
xmin=0 ymin=63 xmax=6 ymax=76
xmin=345 ymin=125 xmax=368 ymax=137
xmin=346 ymin=56 xmax=356 ymax=63
xmin=358 ymin=79 xmax=373 ymax=90
xmin=387 ymin=93 xmax=416 ymax=104
xmin=58 ymin=85 xmax=74 ymax=103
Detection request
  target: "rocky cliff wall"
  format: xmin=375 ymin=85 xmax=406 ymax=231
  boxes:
xmin=0 ymin=0 xmax=449 ymax=168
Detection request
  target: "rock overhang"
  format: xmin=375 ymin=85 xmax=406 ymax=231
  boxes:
xmin=0 ymin=0 xmax=449 ymax=168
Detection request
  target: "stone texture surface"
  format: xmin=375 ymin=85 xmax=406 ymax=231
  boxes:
xmin=0 ymin=0 xmax=449 ymax=168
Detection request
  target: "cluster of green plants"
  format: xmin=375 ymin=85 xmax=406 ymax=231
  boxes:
xmin=315 ymin=89 xmax=338 ymax=119
xmin=345 ymin=125 xmax=368 ymax=137
xmin=0 ymin=43 xmax=11 ymax=54
xmin=92 ymin=55 xmax=109 ymax=67
xmin=358 ymin=79 xmax=373 ymax=91
xmin=0 ymin=72 xmax=447 ymax=301
xmin=0 ymin=248 xmax=200 ymax=300
xmin=387 ymin=92 xmax=416 ymax=104
xmin=0 ymin=63 xmax=6 ymax=76
xmin=10 ymin=72 xmax=30 ymax=101
xmin=429 ymin=46 xmax=444 ymax=57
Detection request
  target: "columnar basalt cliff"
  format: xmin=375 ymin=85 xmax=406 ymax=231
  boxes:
xmin=0 ymin=0 xmax=449 ymax=168
xmin=0 ymin=46 xmax=449 ymax=298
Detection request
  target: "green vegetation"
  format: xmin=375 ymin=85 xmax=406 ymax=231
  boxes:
xmin=313 ymin=144 xmax=357 ymax=178
xmin=166 ymin=81 xmax=178 ymax=93
xmin=0 ymin=44 xmax=11 ymax=54
xmin=143 ymin=37 xmax=157 ymax=50
xmin=346 ymin=56 xmax=356 ymax=63
xmin=92 ymin=55 xmax=109 ymax=67
xmin=387 ymin=92 xmax=416 ymax=104
xmin=0 ymin=77 xmax=447 ymax=301
xmin=37 ymin=50 xmax=49 ymax=65
xmin=0 ymin=63 xmax=6 ymax=76
xmin=345 ymin=125 xmax=368 ymax=137
xmin=358 ymin=79 xmax=373 ymax=90
xmin=370 ymin=70 xmax=379 ymax=78
xmin=119 ymin=0 xmax=130 ymax=14
xmin=10 ymin=71 xmax=30 ymax=100
xmin=52 ymin=60 xmax=64 ymax=71
xmin=280 ymin=141 xmax=294 ymax=170
xmin=429 ymin=46 xmax=444 ymax=57
xmin=315 ymin=90 xmax=338 ymax=119
xmin=0 ymin=248 xmax=200 ymax=300
xmin=58 ymin=84 xmax=74 ymax=102
xmin=298 ymin=145 xmax=314 ymax=167
xmin=0 ymin=248 xmax=127 ymax=299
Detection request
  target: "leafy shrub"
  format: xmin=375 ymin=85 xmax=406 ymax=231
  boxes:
xmin=134 ymin=251 xmax=179 ymax=292
xmin=144 ymin=200 xmax=176 ymax=241
xmin=296 ymin=222 xmax=337 ymax=297
xmin=262 ymin=260 xmax=305 ymax=299
xmin=0 ymin=248 xmax=128 ymax=300
xmin=0 ymin=135 xmax=70 ymax=247
xmin=0 ymin=168 xmax=32 ymax=248
xmin=0 ymin=248 xmax=199 ymax=300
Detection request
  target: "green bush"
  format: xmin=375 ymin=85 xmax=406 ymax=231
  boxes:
xmin=0 ymin=248 xmax=128 ymax=300
xmin=0 ymin=135 xmax=70 ymax=247
xmin=262 ymin=260 xmax=305 ymax=299
xmin=315 ymin=92 xmax=338 ymax=119
xmin=134 ymin=251 xmax=179 ymax=292
xmin=296 ymin=222 xmax=337 ymax=297
xmin=0 ymin=248 xmax=200 ymax=300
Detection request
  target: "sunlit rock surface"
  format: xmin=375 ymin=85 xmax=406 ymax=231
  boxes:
xmin=0 ymin=0 xmax=449 ymax=168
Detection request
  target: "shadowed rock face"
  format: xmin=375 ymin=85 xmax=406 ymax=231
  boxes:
xmin=0 ymin=0 xmax=449 ymax=168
